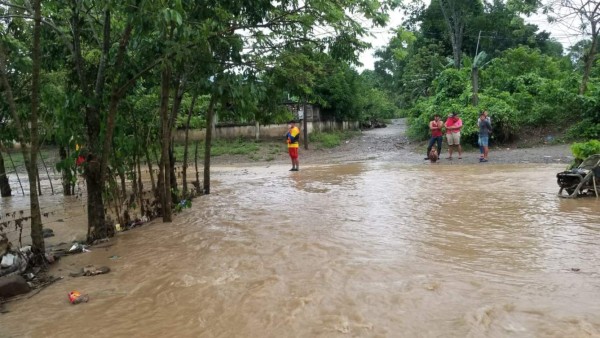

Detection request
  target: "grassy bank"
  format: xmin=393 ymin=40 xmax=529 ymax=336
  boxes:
xmin=309 ymin=130 xmax=360 ymax=149
xmin=173 ymin=138 xmax=282 ymax=162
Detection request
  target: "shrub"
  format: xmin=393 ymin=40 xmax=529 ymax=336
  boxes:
xmin=566 ymin=119 xmax=600 ymax=140
xmin=570 ymin=139 xmax=600 ymax=160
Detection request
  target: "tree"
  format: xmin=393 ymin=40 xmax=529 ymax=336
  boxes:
xmin=545 ymin=0 xmax=600 ymax=94
xmin=0 ymin=0 xmax=45 ymax=256
xmin=437 ymin=0 xmax=484 ymax=68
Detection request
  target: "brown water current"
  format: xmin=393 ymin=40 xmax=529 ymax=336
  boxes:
xmin=1 ymin=163 xmax=600 ymax=337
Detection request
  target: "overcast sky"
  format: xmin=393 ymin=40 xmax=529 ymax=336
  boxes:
xmin=357 ymin=7 xmax=580 ymax=71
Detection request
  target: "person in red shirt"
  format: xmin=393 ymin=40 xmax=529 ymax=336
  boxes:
xmin=425 ymin=114 xmax=443 ymax=160
xmin=444 ymin=112 xmax=463 ymax=160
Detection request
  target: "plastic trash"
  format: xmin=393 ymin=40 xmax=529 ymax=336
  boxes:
xmin=115 ymin=223 xmax=122 ymax=232
xmin=1 ymin=253 xmax=15 ymax=268
xmin=69 ymin=243 xmax=90 ymax=253
xmin=68 ymin=291 xmax=89 ymax=304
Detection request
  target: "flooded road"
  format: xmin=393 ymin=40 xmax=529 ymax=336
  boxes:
xmin=1 ymin=162 xmax=600 ymax=337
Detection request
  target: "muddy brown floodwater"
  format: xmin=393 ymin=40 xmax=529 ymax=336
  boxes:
xmin=1 ymin=162 xmax=600 ymax=337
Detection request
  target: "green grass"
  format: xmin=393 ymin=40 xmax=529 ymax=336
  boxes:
xmin=309 ymin=130 xmax=360 ymax=149
xmin=174 ymin=138 xmax=260 ymax=160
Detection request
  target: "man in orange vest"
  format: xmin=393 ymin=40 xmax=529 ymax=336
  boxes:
xmin=286 ymin=120 xmax=300 ymax=171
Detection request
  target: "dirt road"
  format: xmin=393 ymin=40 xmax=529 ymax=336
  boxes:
xmin=274 ymin=119 xmax=575 ymax=167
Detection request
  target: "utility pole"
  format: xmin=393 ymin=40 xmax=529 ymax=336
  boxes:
xmin=472 ymin=30 xmax=482 ymax=106
xmin=303 ymin=98 xmax=308 ymax=150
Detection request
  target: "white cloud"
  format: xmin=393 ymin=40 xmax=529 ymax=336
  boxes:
xmin=357 ymin=8 xmax=406 ymax=71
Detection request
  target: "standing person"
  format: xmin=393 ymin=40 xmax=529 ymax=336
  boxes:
xmin=444 ymin=112 xmax=463 ymax=160
xmin=477 ymin=110 xmax=491 ymax=158
xmin=286 ymin=120 xmax=300 ymax=171
xmin=424 ymin=114 xmax=444 ymax=160
xmin=478 ymin=112 xmax=493 ymax=162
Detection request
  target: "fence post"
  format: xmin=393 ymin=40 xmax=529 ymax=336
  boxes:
xmin=7 ymin=151 xmax=25 ymax=196
xmin=39 ymin=149 xmax=55 ymax=195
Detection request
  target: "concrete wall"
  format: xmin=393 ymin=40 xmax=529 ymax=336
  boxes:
xmin=174 ymin=121 xmax=359 ymax=142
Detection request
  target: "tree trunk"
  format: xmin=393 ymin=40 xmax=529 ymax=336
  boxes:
xmin=182 ymin=93 xmax=197 ymax=197
xmin=203 ymin=96 xmax=217 ymax=194
xmin=76 ymin=6 xmax=133 ymax=242
xmin=168 ymin=75 xmax=186 ymax=204
xmin=27 ymin=0 xmax=43 ymax=256
xmin=118 ymin=167 xmax=126 ymax=199
xmin=0 ymin=0 xmax=46 ymax=256
xmin=136 ymin=152 xmax=144 ymax=216
xmin=580 ymin=31 xmax=598 ymax=95
xmin=169 ymin=146 xmax=177 ymax=203
xmin=0 ymin=150 xmax=11 ymax=197
xmin=132 ymin=153 xmax=138 ymax=204
xmin=159 ymin=64 xmax=173 ymax=222
xmin=255 ymin=121 xmax=260 ymax=141
xmin=194 ymin=140 xmax=200 ymax=191
xmin=145 ymin=148 xmax=156 ymax=192
xmin=85 ymin=153 xmax=108 ymax=241
xmin=439 ymin=0 xmax=464 ymax=69
xmin=71 ymin=4 xmax=108 ymax=242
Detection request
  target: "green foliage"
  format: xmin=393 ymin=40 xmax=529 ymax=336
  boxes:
xmin=567 ymin=120 xmax=600 ymax=140
xmin=570 ymin=140 xmax=600 ymax=160
xmin=175 ymin=198 xmax=192 ymax=212
xmin=310 ymin=131 xmax=357 ymax=148
xmin=434 ymin=68 xmax=468 ymax=99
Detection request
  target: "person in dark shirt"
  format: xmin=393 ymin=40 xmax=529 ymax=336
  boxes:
xmin=478 ymin=112 xmax=493 ymax=162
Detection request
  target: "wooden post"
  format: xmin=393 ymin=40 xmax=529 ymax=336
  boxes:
xmin=36 ymin=164 xmax=42 ymax=196
xmin=39 ymin=149 xmax=54 ymax=195
xmin=303 ymin=99 xmax=308 ymax=150
xmin=7 ymin=151 xmax=25 ymax=196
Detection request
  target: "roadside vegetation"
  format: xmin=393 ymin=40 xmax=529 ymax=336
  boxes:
xmin=368 ymin=0 xmax=599 ymax=147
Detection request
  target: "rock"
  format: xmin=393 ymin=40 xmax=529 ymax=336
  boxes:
xmin=0 ymin=275 xmax=31 ymax=299
xmin=0 ymin=255 xmax=27 ymax=278
xmin=70 ymin=265 xmax=110 ymax=278
xmin=42 ymin=228 xmax=55 ymax=238
xmin=45 ymin=253 xmax=56 ymax=264
xmin=83 ymin=265 xmax=110 ymax=276
xmin=0 ymin=235 xmax=9 ymax=257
